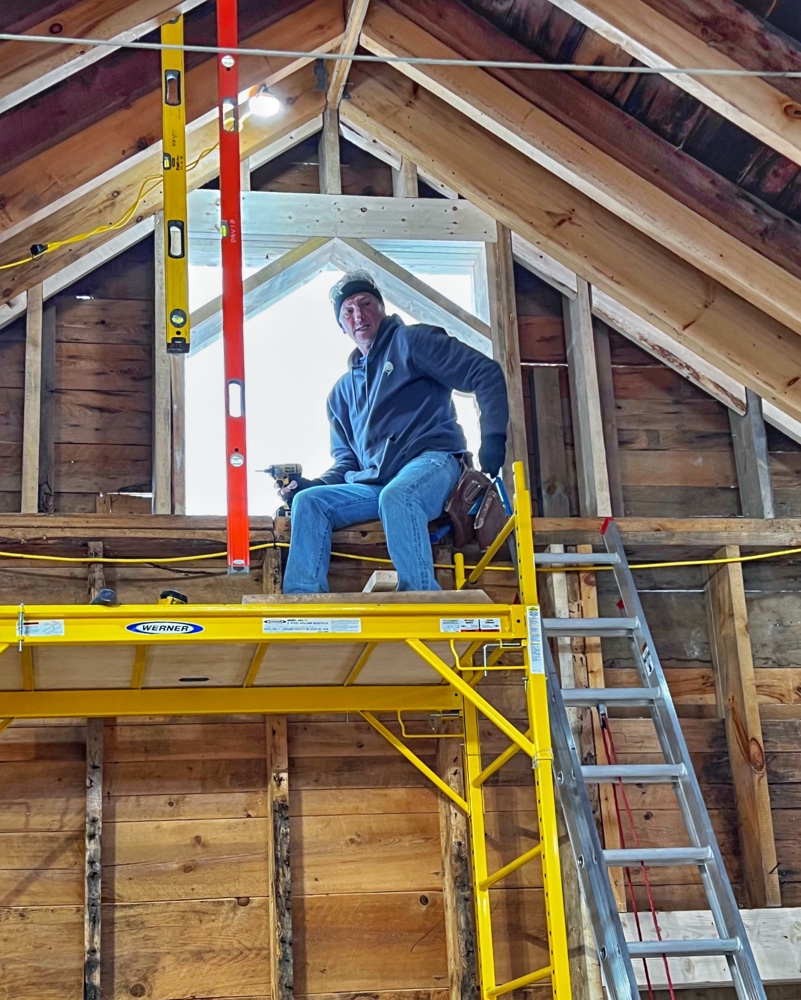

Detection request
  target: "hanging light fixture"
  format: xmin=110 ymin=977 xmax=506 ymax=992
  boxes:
xmin=248 ymin=84 xmax=281 ymax=118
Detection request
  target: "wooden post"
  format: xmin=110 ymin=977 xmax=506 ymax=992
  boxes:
xmin=318 ymin=107 xmax=342 ymax=195
xmin=543 ymin=546 xmax=604 ymax=1000
xmin=153 ymin=217 xmax=173 ymax=513
xmin=266 ymin=716 xmax=293 ymax=1000
xmin=563 ymin=280 xmax=612 ymax=516
xmin=593 ymin=319 xmax=625 ymax=516
xmin=704 ymin=546 xmax=781 ymax=907
xmin=729 ymin=388 xmax=775 ymax=519
xmin=38 ymin=301 xmax=57 ymax=513
xmin=21 ymin=283 xmax=44 ymax=513
xmin=85 ymin=540 xmax=105 ymax=1000
xmin=392 ymin=157 xmax=418 ymax=198
xmin=487 ymin=223 xmax=529 ymax=486
xmin=530 ymin=367 xmax=571 ymax=517
xmin=437 ymin=735 xmax=479 ymax=1000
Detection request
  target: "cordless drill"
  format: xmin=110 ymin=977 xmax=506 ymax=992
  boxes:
xmin=259 ymin=463 xmax=303 ymax=515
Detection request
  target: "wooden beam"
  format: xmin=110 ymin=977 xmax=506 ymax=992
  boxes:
xmin=392 ymin=157 xmax=419 ymax=198
xmin=593 ymin=320 xmax=625 ymax=517
xmin=188 ymin=189 xmax=497 ymax=245
xmin=266 ymin=715 xmax=293 ymax=1000
xmin=319 ymin=107 xmax=342 ymax=194
xmin=331 ymin=237 xmax=491 ymax=353
xmin=0 ymin=0 xmax=344 ymax=253
xmin=486 ymin=223 xmax=528 ymax=484
xmin=20 ymin=284 xmax=44 ymax=514
xmin=0 ymin=219 xmax=154 ymax=333
xmin=563 ymin=280 xmax=611 ymax=517
xmin=191 ymin=238 xmax=335 ymax=353
xmin=360 ymin=2 xmax=801 ymax=340
xmin=531 ymin=368 xmax=571 ymax=517
xmin=704 ymin=545 xmax=781 ymax=908
xmin=0 ymin=0 xmax=207 ymax=115
xmin=0 ymin=65 xmax=326 ymax=311
xmin=436 ymin=735 xmax=479 ymax=1000
xmin=327 ymin=0 xmax=371 ymax=109
xmin=547 ymin=0 xmax=801 ymax=165
xmin=84 ymin=715 xmax=103 ymax=1000
xmin=152 ymin=216 xmax=171 ymax=515
xmin=342 ymin=64 xmax=801 ymax=422
xmin=730 ymin=389 xmax=776 ymax=519
xmin=37 ymin=302 xmax=56 ymax=513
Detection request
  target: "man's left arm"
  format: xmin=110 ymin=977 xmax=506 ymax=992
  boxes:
xmin=409 ymin=326 xmax=509 ymax=476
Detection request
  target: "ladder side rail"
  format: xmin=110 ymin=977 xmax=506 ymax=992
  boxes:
xmin=543 ymin=640 xmax=641 ymax=999
xmin=602 ymin=520 xmax=767 ymax=1000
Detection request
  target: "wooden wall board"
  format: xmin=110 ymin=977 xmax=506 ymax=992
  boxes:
xmin=55 ymin=298 xmax=153 ymax=345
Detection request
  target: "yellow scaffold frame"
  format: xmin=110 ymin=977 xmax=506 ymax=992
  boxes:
xmin=0 ymin=463 xmax=571 ymax=1000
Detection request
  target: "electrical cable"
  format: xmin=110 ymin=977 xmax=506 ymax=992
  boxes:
xmin=2 ymin=30 xmax=801 ymax=80
xmin=0 ymin=144 xmax=218 ymax=272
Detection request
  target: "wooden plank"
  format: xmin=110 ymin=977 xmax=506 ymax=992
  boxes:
xmin=392 ymin=158 xmax=419 ymax=198
xmin=38 ymin=301 xmax=56 ymax=513
xmin=530 ymin=367 xmax=571 ymax=517
xmin=319 ymin=107 xmax=342 ymax=194
xmin=360 ymin=2 xmax=801 ymax=340
xmin=620 ymin=907 xmax=801 ymax=988
xmin=342 ymin=64 xmax=801 ymax=423
xmin=152 ymin=216 xmax=171 ymax=514
xmin=84 ymin=716 xmax=103 ymax=1000
xmin=436 ymin=736 xmax=479 ymax=1000
xmin=546 ymin=0 xmax=801 ymax=166
xmin=593 ymin=320 xmax=624 ymax=516
xmin=0 ymin=0 xmax=207 ymax=115
xmin=20 ymin=284 xmax=44 ymax=513
xmin=487 ymin=223 xmax=529 ymax=485
xmin=266 ymin=717 xmax=292 ymax=1000
xmin=730 ymin=389 xmax=776 ymax=518
xmin=188 ymin=189 xmax=497 ymax=244
xmin=191 ymin=238 xmax=335 ymax=353
xmin=332 ymin=238 xmax=491 ymax=353
xmin=704 ymin=546 xmax=781 ymax=907
xmin=563 ymin=280 xmax=611 ymax=517
xmin=327 ymin=0 xmax=372 ymax=109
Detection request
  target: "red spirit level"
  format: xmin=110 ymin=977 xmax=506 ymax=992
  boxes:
xmin=217 ymin=0 xmax=249 ymax=573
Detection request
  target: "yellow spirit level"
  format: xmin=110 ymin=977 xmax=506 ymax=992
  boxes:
xmin=161 ymin=15 xmax=190 ymax=355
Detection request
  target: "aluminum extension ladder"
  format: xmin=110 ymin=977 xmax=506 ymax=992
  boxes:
xmin=537 ymin=519 xmax=766 ymax=1000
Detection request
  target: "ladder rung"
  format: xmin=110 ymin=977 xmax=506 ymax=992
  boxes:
xmin=561 ymin=687 xmax=660 ymax=707
xmin=534 ymin=552 xmax=620 ymax=567
xmin=582 ymin=763 xmax=686 ymax=784
xmin=542 ymin=617 xmax=638 ymax=637
xmin=628 ymin=938 xmax=741 ymax=959
xmin=604 ymin=847 xmax=713 ymax=867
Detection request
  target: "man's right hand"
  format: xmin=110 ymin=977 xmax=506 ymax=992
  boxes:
xmin=277 ymin=476 xmax=323 ymax=505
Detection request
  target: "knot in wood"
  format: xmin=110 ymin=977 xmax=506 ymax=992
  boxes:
xmin=748 ymin=737 xmax=766 ymax=773
xmin=782 ymin=101 xmax=801 ymax=119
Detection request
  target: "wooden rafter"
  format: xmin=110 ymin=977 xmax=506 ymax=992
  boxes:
xmin=342 ymin=64 xmax=801 ymax=422
xmin=326 ymin=0 xmax=371 ymax=109
xmin=0 ymin=0 xmax=345 ymax=253
xmin=360 ymin=2 xmax=801 ymax=339
xmin=546 ymin=0 xmax=801 ymax=165
xmin=0 ymin=65 xmax=326 ymax=309
xmin=0 ymin=0 xmax=207 ymax=115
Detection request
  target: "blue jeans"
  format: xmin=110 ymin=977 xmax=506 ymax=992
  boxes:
xmin=283 ymin=451 xmax=461 ymax=593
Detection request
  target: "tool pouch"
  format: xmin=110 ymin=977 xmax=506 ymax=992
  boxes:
xmin=474 ymin=484 xmax=508 ymax=552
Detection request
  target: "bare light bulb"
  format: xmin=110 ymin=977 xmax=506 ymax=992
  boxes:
xmin=249 ymin=85 xmax=281 ymax=118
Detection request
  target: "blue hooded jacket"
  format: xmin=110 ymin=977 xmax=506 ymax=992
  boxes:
xmin=320 ymin=315 xmax=509 ymax=486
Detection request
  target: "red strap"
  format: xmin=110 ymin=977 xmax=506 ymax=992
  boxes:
xmin=217 ymin=0 xmax=249 ymax=573
xmin=600 ymin=515 xmax=614 ymax=535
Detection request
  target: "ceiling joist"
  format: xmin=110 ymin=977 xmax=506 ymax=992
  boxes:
xmin=342 ymin=63 xmax=801 ymax=422
xmin=326 ymin=0 xmax=371 ymax=109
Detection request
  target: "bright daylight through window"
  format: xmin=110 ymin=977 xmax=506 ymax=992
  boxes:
xmin=185 ymin=266 xmax=482 ymax=514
